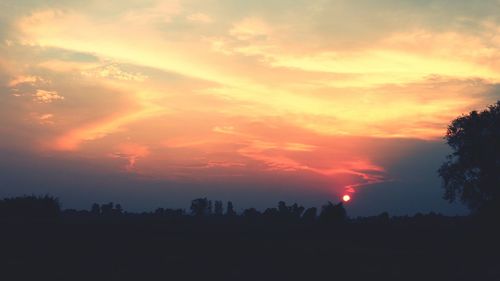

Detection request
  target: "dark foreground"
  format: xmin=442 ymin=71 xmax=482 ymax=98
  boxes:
xmin=1 ymin=216 xmax=499 ymax=281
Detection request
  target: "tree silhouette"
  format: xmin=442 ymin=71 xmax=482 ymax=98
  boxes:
xmin=190 ymin=198 xmax=210 ymax=217
xmin=242 ymin=208 xmax=260 ymax=219
xmin=165 ymin=208 xmax=184 ymax=217
xmin=90 ymin=203 xmax=101 ymax=215
xmin=226 ymin=201 xmax=236 ymax=216
xmin=290 ymin=203 xmax=305 ymax=219
xmin=207 ymin=200 xmax=213 ymax=215
xmin=214 ymin=200 xmax=224 ymax=216
xmin=0 ymin=195 xmax=60 ymax=219
xmin=114 ymin=204 xmax=123 ymax=215
xmin=101 ymin=202 xmax=114 ymax=216
xmin=438 ymin=101 xmax=500 ymax=215
xmin=262 ymin=207 xmax=279 ymax=219
xmin=319 ymin=202 xmax=346 ymax=223
xmin=155 ymin=207 xmax=165 ymax=216
xmin=302 ymin=207 xmax=317 ymax=222
xmin=274 ymin=201 xmax=305 ymax=221
xmin=278 ymin=201 xmax=288 ymax=214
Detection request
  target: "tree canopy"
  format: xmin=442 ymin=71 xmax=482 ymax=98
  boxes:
xmin=438 ymin=101 xmax=500 ymax=215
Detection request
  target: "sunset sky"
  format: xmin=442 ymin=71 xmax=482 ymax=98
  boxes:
xmin=1 ymin=0 xmax=500 ymax=215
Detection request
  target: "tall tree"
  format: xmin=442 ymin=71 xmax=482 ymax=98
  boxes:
xmin=438 ymin=101 xmax=500 ymax=215
xmin=214 ymin=200 xmax=224 ymax=216
xmin=190 ymin=198 xmax=210 ymax=217
xmin=226 ymin=201 xmax=236 ymax=216
xmin=90 ymin=203 xmax=101 ymax=215
xmin=207 ymin=200 xmax=213 ymax=215
xmin=114 ymin=204 xmax=123 ymax=215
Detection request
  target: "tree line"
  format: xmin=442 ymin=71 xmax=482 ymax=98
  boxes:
xmin=0 ymin=195 xmax=347 ymax=223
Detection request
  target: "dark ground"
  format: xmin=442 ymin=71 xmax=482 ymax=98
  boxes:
xmin=1 ymin=215 xmax=499 ymax=281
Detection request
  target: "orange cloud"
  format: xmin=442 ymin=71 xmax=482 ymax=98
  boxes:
xmin=52 ymin=103 xmax=164 ymax=151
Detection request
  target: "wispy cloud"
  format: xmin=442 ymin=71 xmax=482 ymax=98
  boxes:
xmin=186 ymin=12 xmax=213 ymax=24
xmin=110 ymin=143 xmax=150 ymax=171
xmin=81 ymin=63 xmax=147 ymax=82
xmin=8 ymin=75 xmax=47 ymax=87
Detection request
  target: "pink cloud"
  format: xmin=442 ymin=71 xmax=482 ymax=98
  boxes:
xmin=110 ymin=143 xmax=150 ymax=171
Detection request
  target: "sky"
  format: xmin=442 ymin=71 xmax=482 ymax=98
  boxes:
xmin=1 ymin=0 xmax=500 ymax=216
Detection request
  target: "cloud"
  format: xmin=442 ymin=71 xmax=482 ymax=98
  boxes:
xmin=52 ymin=106 xmax=164 ymax=151
xmin=81 ymin=63 xmax=148 ymax=82
xmin=33 ymin=89 xmax=64 ymax=103
xmin=204 ymin=160 xmax=245 ymax=168
xmin=235 ymin=137 xmax=388 ymax=192
xmin=229 ymin=17 xmax=272 ymax=41
xmin=186 ymin=13 xmax=213 ymax=23
xmin=8 ymin=75 xmax=47 ymax=87
xmin=33 ymin=113 xmax=54 ymax=125
xmin=121 ymin=1 xmax=182 ymax=25
xmin=111 ymin=143 xmax=150 ymax=171
xmin=212 ymin=125 xmax=236 ymax=135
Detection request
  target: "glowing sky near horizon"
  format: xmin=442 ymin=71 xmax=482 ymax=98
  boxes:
xmin=1 ymin=0 xmax=500 ymax=214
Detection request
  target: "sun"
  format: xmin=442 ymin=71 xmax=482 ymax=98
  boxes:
xmin=342 ymin=194 xmax=351 ymax=202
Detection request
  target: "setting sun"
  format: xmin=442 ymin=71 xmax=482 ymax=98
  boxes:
xmin=343 ymin=195 xmax=351 ymax=203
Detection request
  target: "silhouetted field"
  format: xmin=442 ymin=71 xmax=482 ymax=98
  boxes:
xmin=0 ymin=196 xmax=499 ymax=281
